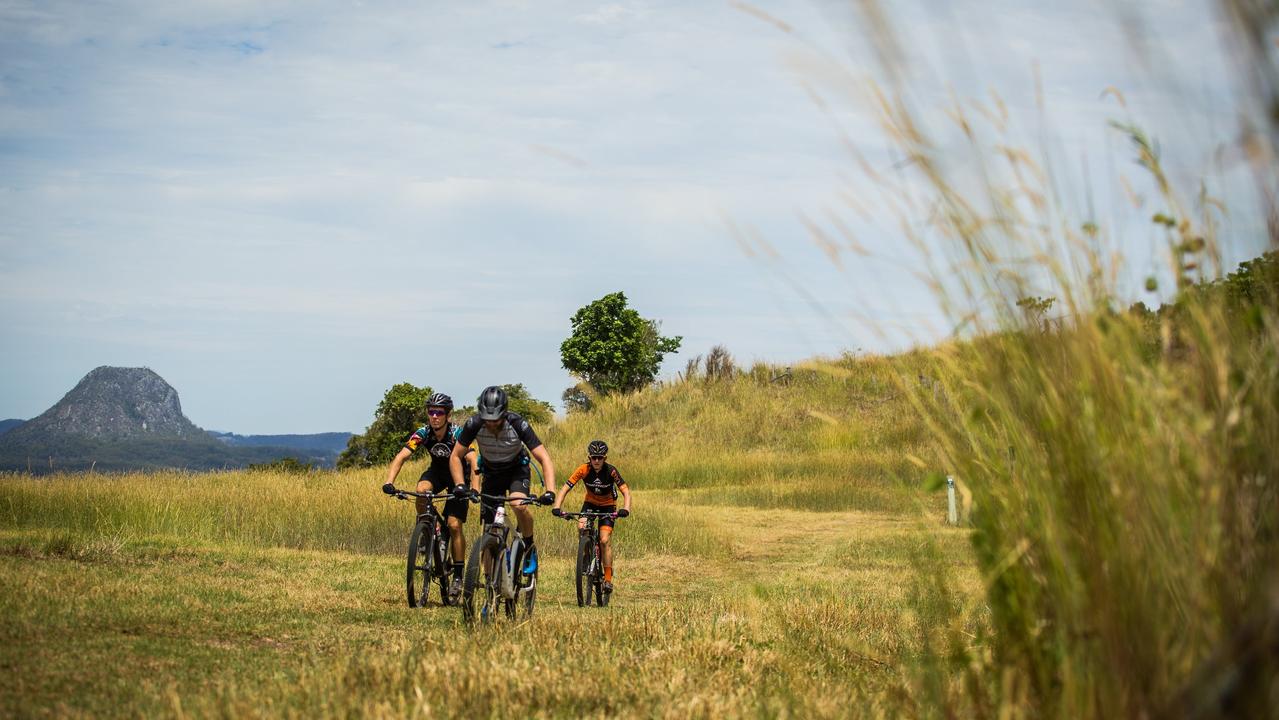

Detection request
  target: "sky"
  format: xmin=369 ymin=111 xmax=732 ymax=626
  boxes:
xmin=1 ymin=0 xmax=1270 ymax=433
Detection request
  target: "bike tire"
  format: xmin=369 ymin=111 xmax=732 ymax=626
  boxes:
xmin=406 ymin=520 xmax=433 ymax=608
xmin=435 ymin=530 xmax=454 ymax=606
xmin=518 ymin=570 xmax=536 ymax=619
xmin=593 ymin=545 xmax=606 ymax=607
xmin=576 ymin=534 xmax=593 ymax=607
xmin=501 ymin=543 xmax=519 ymax=620
xmin=462 ymin=532 xmax=501 ymax=625
xmin=511 ymin=545 xmax=536 ymax=620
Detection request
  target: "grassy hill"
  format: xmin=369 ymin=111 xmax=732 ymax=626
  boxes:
xmin=0 ymin=352 xmax=967 ymax=718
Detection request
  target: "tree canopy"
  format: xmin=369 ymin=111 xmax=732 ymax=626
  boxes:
xmin=560 ymin=291 xmax=682 ymax=396
xmin=336 ymin=382 xmax=433 ymax=468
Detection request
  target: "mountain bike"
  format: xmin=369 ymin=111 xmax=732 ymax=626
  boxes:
xmin=558 ymin=509 xmax=620 ymax=607
xmin=461 ymin=493 xmax=545 ymax=625
xmin=390 ymin=490 xmax=455 ymax=608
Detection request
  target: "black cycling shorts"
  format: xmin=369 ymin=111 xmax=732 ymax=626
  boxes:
xmin=581 ymin=501 xmax=618 ymax=528
xmin=478 ymin=462 xmax=532 ymax=524
xmin=418 ymin=467 xmax=470 ymax=523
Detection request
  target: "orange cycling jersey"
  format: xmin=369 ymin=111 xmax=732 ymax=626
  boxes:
xmin=565 ymin=461 xmax=627 ymax=505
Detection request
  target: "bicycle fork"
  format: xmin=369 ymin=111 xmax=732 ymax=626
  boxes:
xmin=498 ymin=533 xmax=536 ymax=600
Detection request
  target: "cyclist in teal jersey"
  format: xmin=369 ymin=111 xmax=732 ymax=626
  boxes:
xmin=382 ymin=392 xmax=478 ymax=598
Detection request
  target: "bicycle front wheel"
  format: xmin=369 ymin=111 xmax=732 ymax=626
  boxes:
xmin=516 ymin=564 xmax=537 ymax=619
xmin=462 ymin=532 xmax=501 ymax=625
xmin=575 ymin=534 xmax=593 ymax=607
xmin=592 ymin=546 xmax=605 ymax=607
xmin=406 ymin=520 xmax=434 ymax=608
xmin=435 ymin=531 xmax=454 ymax=606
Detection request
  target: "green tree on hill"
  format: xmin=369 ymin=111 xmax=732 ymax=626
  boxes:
xmin=560 ymin=291 xmax=682 ymax=396
xmin=337 ymin=382 xmax=433 ymax=468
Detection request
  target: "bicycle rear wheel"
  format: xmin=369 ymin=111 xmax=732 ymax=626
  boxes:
xmin=406 ymin=520 xmax=434 ymax=608
xmin=575 ymin=534 xmax=593 ymax=607
xmin=462 ymin=532 xmax=501 ymax=625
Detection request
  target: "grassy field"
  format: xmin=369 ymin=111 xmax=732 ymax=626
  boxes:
xmin=6 ymin=272 xmax=1277 ymax=718
xmin=0 ymin=431 xmax=974 ymax=718
xmin=1 ymin=353 xmax=987 ymax=718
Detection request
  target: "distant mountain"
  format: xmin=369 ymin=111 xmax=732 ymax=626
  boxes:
xmin=0 ymin=367 xmax=336 ymax=474
xmin=207 ymin=431 xmax=351 ymax=466
xmin=0 ymin=419 xmax=23 ymax=436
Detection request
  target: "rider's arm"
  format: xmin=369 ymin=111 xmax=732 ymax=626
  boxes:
xmin=448 ymin=442 xmax=468 ymax=490
xmin=451 ymin=417 xmax=480 ymax=491
xmin=619 ymin=482 xmax=632 ymax=513
xmin=529 ymin=444 xmax=556 ymax=494
xmin=385 ymin=446 xmax=413 ymax=486
xmin=553 ymin=464 xmax=586 ymax=509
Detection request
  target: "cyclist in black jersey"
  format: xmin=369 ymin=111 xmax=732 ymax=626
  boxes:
xmin=449 ymin=385 xmax=557 ymax=573
xmin=381 ymin=392 xmax=478 ymax=598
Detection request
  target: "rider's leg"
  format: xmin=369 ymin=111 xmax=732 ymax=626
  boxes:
xmin=510 ymin=492 xmax=533 ymax=538
xmin=415 ymin=476 xmax=433 ymax=517
xmin=600 ymin=525 xmax=614 ymax=583
xmin=446 ymin=515 xmax=465 ymax=577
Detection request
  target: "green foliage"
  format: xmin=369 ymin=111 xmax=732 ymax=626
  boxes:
xmin=336 ymin=382 xmax=433 ymax=468
xmin=498 ymin=383 xmax=554 ymax=424
xmin=1015 ymin=295 xmax=1056 ymax=330
xmin=455 ymin=383 xmax=554 ymax=424
xmin=560 ymin=291 xmax=682 ymax=395
xmin=560 ymin=382 xmax=594 ymax=414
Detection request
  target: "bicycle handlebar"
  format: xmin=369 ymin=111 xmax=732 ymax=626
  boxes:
xmin=557 ymin=510 xmax=623 ymax=519
xmin=474 ymin=492 xmax=547 ymax=506
xmin=388 ymin=490 xmax=450 ymax=502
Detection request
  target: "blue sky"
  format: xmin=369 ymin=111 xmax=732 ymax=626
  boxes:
xmin=0 ymin=0 xmax=1268 ymax=433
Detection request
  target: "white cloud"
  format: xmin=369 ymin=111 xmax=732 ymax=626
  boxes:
xmin=0 ymin=0 xmax=1263 ymax=431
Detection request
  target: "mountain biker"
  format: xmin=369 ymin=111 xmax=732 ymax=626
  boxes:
xmin=381 ymin=392 xmax=477 ymax=599
xmin=552 ymin=439 xmax=631 ymax=595
xmin=449 ymin=385 xmax=556 ymax=574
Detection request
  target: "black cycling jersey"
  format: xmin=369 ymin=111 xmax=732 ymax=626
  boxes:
xmin=404 ymin=422 xmax=472 ymax=478
xmin=456 ymin=411 xmax=542 ymax=470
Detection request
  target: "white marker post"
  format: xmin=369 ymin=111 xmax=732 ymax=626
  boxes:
xmin=946 ymin=476 xmax=958 ymax=525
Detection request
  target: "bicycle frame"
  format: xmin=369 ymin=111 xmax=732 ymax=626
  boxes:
xmin=558 ymin=510 xmax=618 ymax=607
xmin=464 ymin=493 xmax=544 ymax=624
xmin=390 ymin=490 xmax=454 ymax=607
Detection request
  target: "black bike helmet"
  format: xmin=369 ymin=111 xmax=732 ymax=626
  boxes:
xmin=476 ymin=385 xmax=508 ymax=421
xmin=587 ymin=440 xmax=608 ymax=457
xmin=425 ymin=392 xmax=453 ymax=410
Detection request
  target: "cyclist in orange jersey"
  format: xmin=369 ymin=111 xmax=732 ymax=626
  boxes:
xmin=552 ymin=439 xmax=631 ymax=594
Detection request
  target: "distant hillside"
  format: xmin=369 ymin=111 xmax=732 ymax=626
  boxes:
xmin=207 ymin=431 xmax=351 ymax=467
xmin=0 ymin=419 xmax=23 ymax=436
xmin=0 ymin=367 xmax=322 ymax=474
xmin=207 ymin=431 xmax=351 ymax=454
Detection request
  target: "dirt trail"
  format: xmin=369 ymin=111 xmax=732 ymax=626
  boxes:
xmin=692 ymin=506 xmax=927 ymax=591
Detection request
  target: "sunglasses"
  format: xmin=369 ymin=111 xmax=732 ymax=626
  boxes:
xmin=589 ymin=455 xmax=606 ymax=461
xmin=426 ymin=409 xmax=447 ymax=417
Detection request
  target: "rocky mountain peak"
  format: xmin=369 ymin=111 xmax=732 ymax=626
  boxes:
xmin=14 ymin=366 xmax=202 ymax=440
